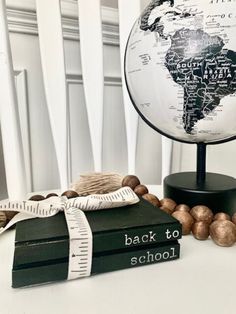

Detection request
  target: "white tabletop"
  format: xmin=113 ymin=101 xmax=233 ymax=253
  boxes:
xmin=0 ymin=186 xmax=235 ymax=314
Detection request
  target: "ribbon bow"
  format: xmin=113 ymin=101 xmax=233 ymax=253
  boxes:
xmin=0 ymin=187 xmax=139 ymax=235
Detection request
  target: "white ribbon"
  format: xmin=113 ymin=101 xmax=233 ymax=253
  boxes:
xmin=65 ymin=207 xmax=93 ymax=280
xmin=0 ymin=187 xmax=139 ymax=280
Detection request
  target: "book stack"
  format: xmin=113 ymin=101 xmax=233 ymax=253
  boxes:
xmin=12 ymin=198 xmax=182 ymax=288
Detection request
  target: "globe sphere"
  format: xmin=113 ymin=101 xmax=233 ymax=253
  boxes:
xmin=125 ymin=0 xmax=236 ymax=144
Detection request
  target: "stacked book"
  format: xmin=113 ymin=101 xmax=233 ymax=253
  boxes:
xmin=12 ymin=198 xmax=182 ymax=288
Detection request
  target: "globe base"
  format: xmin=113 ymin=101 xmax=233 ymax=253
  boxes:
xmin=164 ymin=172 xmax=236 ymax=216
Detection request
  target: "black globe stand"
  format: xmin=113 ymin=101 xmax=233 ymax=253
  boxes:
xmin=164 ymin=143 xmax=236 ymax=216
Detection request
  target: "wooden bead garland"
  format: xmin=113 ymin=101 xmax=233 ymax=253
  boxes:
xmin=0 ymin=211 xmax=7 ymax=228
xmin=61 ymin=190 xmax=79 ymax=199
xmin=190 ymin=205 xmax=213 ymax=224
xmin=122 ymin=175 xmax=140 ymax=190
xmin=210 ymin=220 xmax=236 ymax=247
xmin=46 ymin=193 xmax=58 ymax=198
xmin=142 ymin=193 xmax=160 ymax=207
xmin=213 ymin=212 xmax=231 ymax=221
xmin=0 ymin=210 xmax=17 ymax=226
xmin=1 ymin=173 xmax=236 ymax=248
xmin=160 ymin=198 xmax=176 ymax=213
xmin=122 ymin=174 xmax=236 ymax=247
xmin=175 ymin=204 xmax=190 ymax=213
xmin=134 ymin=184 xmax=149 ymax=196
xmin=232 ymin=213 xmax=236 ymax=225
xmin=160 ymin=206 xmax=173 ymax=215
xmin=28 ymin=195 xmax=45 ymax=201
xmin=0 ymin=189 xmax=80 ymax=230
xmin=192 ymin=221 xmax=209 ymax=240
xmin=172 ymin=211 xmax=194 ymax=235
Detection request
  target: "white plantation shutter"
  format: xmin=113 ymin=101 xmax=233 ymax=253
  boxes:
xmin=36 ymin=0 xmax=70 ymax=191
xmin=0 ymin=1 xmax=175 ymax=198
xmin=0 ymin=0 xmax=27 ymax=200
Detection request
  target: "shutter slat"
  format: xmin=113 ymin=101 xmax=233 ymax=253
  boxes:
xmin=118 ymin=0 xmax=140 ymax=175
xmin=78 ymin=0 xmax=104 ymax=172
xmin=0 ymin=0 xmax=27 ymax=200
xmin=36 ymin=0 xmax=69 ymax=191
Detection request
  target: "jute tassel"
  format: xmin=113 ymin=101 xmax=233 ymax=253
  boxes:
xmin=72 ymin=172 xmax=123 ymax=196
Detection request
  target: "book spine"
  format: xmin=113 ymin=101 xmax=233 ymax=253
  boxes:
xmin=14 ymin=222 xmax=182 ymax=265
xmin=92 ymin=241 xmax=180 ymax=274
xmin=13 ymin=222 xmax=182 ymax=266
xmin=12 ymin=242 xmax=180 ymax=288
xmin=93 ymin=222 xmax=182 ymax=253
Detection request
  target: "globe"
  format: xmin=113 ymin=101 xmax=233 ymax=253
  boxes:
xmin=125 ymin=0 xmax=236 ymax=144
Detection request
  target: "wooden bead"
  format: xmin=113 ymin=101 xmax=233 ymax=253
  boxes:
xmin=46 ymin=193 xmax=58 ymax=198
xmin=160 ymin=198 xmax=176 ymax=212
xmin=210 ymin=220 xmax=236 ymax=247
xmin=213 ymin=212 xmax=231 ymax=221
xmin=61 ymin=190 xmax=79 ymax=199
xmin=172 ymin=211 xmax=194 ymax=235
xmin=122 ymin=175 xmax=140 ymax=190
xmin=5 ymin=211 xmax=18 ymax=221
xmin=190 ymin=205 xmax=213 ymax=224
xmin=134 ymin=184 xmax=149 ymax=196
xmin=192 ymin=221 xmax=209 ymax=240
xmin=231 ymin=213 xmax=236 ymax=225
xmin=175 ymin=204 xmax=190 ymax=213
xmin=0 ymin=211 xmax=7 ymax=228
xmin=28 ymin=195 xmax=45 ymax=201
xmin=142 ymin=193 xmax=160 ymax=207
xmin=160 ymin=206 xmax=172 ymax=215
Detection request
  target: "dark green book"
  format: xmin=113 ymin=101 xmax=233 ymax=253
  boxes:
xmin=13 ymin=198 xmax=181 ymax=266
xmin=12 ymin=241 xmax=180 ymax=288
xmin=12 ymin=198 xmax=181 ymax=287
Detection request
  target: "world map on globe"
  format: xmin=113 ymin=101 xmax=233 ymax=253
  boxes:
xmin=125 ymin=0 xmax=236 ymax=143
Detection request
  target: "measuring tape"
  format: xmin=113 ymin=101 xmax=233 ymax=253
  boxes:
xmin=0 ymin=187 xmax=139 ymax=280
xmin=65 ymin=207 xmax=93 ymax=280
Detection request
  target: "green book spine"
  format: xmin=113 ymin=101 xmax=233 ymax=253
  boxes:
xmin=93 ymin=223 xmax=181 ymax=252
xmin=13 ymin=223 xmax=182 ymax=266
xmin=12 ymin=241 xmax=180 ymax=288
